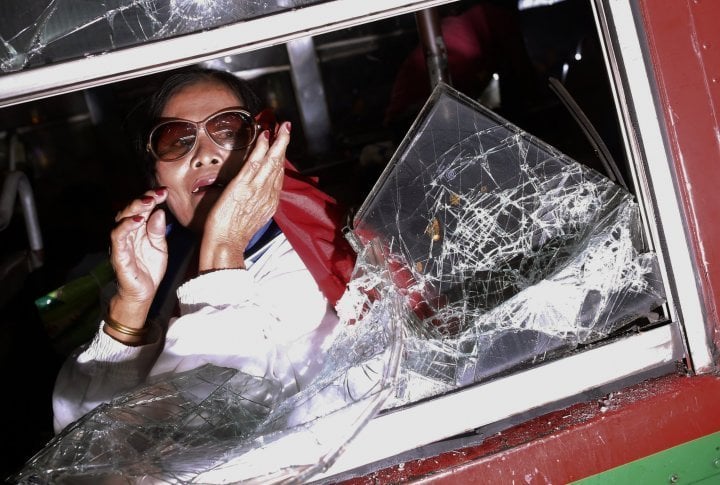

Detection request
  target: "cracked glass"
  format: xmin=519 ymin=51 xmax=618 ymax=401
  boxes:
xmin=347 ymin=83 xmax=666 ymax=402
xmin=0 ymin=0 xmax=326 ymax=73
xmin=14 ymin=300 xmax=404 ymax=483
xmin=12 ymin=83 xmax=667 ymax=483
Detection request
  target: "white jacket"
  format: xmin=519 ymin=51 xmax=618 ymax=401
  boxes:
xmin=52 ymin=234 xmax=340 ymax=433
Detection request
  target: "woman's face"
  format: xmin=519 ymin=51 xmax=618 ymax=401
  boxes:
xmin=154 ymin=80 xmax=252 ymax=232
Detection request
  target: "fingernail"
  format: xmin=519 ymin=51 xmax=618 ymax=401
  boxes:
xmin=284 ymin=121 xmax=292 ymax=133
xmin=154 ymin=187 xmax=166 ymax=195
xmin=141 ymin=196 xmax=153 ymax=204
xmin=263 ymin=130 xmax=270 ymax=140
xmin=132 ymin=215 xmax=144 ymax=222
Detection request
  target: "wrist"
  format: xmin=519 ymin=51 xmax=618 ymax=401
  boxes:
xmin=109 ymin=295 xmax=151 ymax=327
xmin=103 ymin=316 xmax=147 ymax=346
xmin=198 ymin=239 xmax=246 ymax=272
xmin=105 ymin=296 xmax=151 ymax=345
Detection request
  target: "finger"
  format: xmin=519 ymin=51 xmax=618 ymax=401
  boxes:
xmin=264 ymin=147 xmax=286 ymax=193
xmin=248 ymin=122 xmax=290 ymax=187
xmin=266 ymin=121 xmax=291 ymax=162
xmin=114 ymin=187 xmax=168 ymax=222
xmin=272 ymin=162 xmax=285 ymax=192
xmin=111 ymin=214 xmax=145 ymax=243
xmin=273 ymin=121 xmax=281 ymax=140
xmin=238 ymin=122 xmax=289 ymax=183
xmin=110 ymin=215 xmax=146 ymax=267
xmin=250 ymin=164 xmax=284 ymax=221
xmin=115 ymin=197 xmax=154 ymax=223
xmin=146 ymin=208 xmax=168 ymax=252
xmin=236 ymin=130 xmax=271 ymax=182
xmin=245 ymin=123 xmax=290 ymax=187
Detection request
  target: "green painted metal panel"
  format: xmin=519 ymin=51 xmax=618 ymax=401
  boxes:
xmin=573 ymin=432 xmax=720 ymax=484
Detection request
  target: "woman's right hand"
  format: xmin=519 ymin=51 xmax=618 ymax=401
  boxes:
xmin=107 ymin=188 xmax=169 ymax=329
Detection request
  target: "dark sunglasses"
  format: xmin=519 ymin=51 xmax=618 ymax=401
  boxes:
xmin=147 ymin=107 xmax=260 ymax=161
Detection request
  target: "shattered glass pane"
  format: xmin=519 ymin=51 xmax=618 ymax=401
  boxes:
xmin=347 ymin=83 xmax=666 ymax=401
xmin=12 ymin=83 xmax=667 ymax=483
xmin=0 ymin=0 xmax=326 ymax=73
xmin=13 ymin=299 xmax=404 ymax=483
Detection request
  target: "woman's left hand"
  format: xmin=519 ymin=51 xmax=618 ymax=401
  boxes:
xmin=198 ymin=121 xmax=291 ymax=272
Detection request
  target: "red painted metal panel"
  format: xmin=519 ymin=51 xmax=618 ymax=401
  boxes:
xmin=342 ymin=374 xmax=720 ymax=483
xmin=639 ymin=0 xmax=720 ymax=353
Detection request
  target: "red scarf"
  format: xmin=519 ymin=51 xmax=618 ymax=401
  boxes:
xmin=254 ymin=109 xmax=356 ymax=306
xmin=274 ymin=161 xmax=357 ymax=307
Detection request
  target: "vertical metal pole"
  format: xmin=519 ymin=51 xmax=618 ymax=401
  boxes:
xmin=0 ymin=171 xmax=44 ymax=268
xmin=286 ymin=36 xmax=332 ymax=156
xmin=415 ymin=8 xmax=450 ymax=88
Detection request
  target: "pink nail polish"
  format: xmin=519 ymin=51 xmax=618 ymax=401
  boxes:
xmin=154 ymin=187 xmax=166 ymax=195
xmin=284 ymin=121 xmax=292 ymax=133
xmin=263 ymin=130 xmax=270 ymax=140
xmin=132 ymin=215 xmax=144 ymax=222
xmin=141 ymin=196 xmax=153 ymax=204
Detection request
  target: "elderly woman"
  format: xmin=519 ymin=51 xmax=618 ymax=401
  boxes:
xmin=52 ymin=68 xmax=356 ymax=433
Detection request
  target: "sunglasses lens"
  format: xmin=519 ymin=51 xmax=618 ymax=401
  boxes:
xmin=151 ymin=122 xmax=196 ymax=160
xmin=206 ymin=111 xmax=255 ymax=149
xmin=149 ymin=111 xmax=256 ymax=160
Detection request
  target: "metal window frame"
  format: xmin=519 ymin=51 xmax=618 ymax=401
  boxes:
xmin=315 ymin=324 xmax=683 ymax=479
xmin=0 ymin=0 xmax=709 ymax=479
xmin=591 ymin=0 xmax=713 ymax=373
xmin=0 ymin=0 xmax=456 ymax=109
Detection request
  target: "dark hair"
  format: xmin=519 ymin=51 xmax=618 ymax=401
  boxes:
xmin=132 ymin=67 xmax=263 ymax=185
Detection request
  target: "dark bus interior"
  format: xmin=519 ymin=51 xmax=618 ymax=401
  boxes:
xmin=0 ymin=0 xmax=631 ymax=478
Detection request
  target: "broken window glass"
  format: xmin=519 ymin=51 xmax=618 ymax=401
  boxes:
xmin=0 ymin=0 xmax=326 ymax=73
xmin=347 ymin=83 xmax=666 ymax=403
xmin=12 ymin=83 xmax=666 ymax=483
xmin=13 ymin=302 xmax=404 ymax=483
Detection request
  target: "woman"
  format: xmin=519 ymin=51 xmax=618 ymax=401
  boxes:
xmin=52 ymin=68 xmax=356 ymax=433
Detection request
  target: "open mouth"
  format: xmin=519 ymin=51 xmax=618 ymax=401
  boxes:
xmin=192 ymin=182 xmax=225 ymax=194
xmin=191 ymin=177 xmax=226 ymax=194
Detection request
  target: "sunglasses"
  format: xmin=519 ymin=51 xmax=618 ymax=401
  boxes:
xmin=147 ymin=107 xmax=260 ymax=161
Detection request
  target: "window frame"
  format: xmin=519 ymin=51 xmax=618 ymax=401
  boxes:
xmin=1 ymin=0 xmax=714 ymax=480
xmin=0 ymin=0 xmax=455 ymax=108
xmin=591 ymin=0 xmax=713 ymax=373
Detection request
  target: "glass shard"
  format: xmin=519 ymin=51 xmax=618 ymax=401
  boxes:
xmin=350 ymin=82 xmax=666 ymax=401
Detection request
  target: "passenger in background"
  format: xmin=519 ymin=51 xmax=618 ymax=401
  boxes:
xmin=354 ymin=1 xmax=546 ymax=201
xmin=384 ymin=0 xmax=543 ymax=132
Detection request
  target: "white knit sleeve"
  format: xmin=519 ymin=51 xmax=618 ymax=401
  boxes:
xmin=52 ymin=320 xmax=162 ymax=434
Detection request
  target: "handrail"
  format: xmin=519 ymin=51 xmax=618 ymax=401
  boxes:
xmin=0 ymin=170 xmax=44 ymax=269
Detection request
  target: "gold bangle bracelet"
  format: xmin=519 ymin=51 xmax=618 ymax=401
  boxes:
xmin=105 ymin=316 xmax=148 ymax=337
